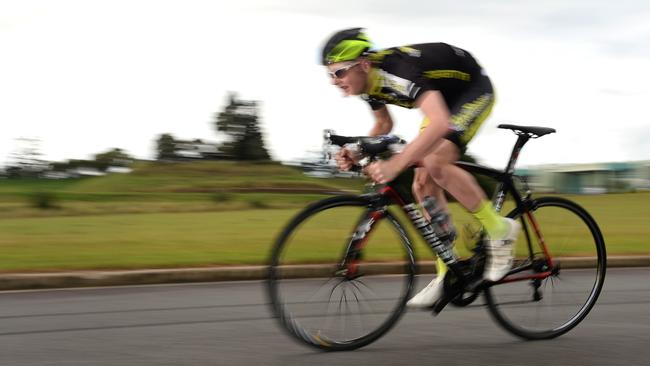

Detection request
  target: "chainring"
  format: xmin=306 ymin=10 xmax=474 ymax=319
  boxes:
xmin=444 ymin=257 xmax=485 ymax=307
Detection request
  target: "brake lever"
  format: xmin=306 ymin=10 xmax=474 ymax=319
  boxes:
xmin=323 ymin=129 xmax=335 ymax=161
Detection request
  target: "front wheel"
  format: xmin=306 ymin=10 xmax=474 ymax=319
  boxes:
xmin=267 ymin=195 xmax=416 ymax=351
xmin=485 ymin=196 xmax=607 ymax=340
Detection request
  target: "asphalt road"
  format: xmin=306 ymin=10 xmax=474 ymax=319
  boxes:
xmin=0 ymin=268 xmax=648 ymax=366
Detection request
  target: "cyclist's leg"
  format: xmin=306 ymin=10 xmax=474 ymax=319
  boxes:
xmin=412 ymin=168 xmax=448 ymax=215
xmin=423 ymin=138 xmax=519 ymax=282
xmin=407 ymin=142 xmax=456 ymax=308
xmin=423 ymin=140 xmax=483 ymax=211
xmin=412 ymin=167 xmax=449 ymax=276
xmin=421 ymin=80 xmax=519 ymax=281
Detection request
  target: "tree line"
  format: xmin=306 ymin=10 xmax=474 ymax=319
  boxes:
xmin=156 ymin=93 xmax=270 ymax=161
xmin=1 ymin=93 xmax=272 ymax=178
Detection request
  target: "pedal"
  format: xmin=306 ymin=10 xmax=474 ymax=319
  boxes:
xmin=430 ymin=290 xmax=457 ymax=316
xmin=465 ymin=278 xmax=487 ymax=293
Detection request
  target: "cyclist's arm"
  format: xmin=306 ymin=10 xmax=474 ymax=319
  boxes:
xmin=368 ymin=105 xmax=394 ymax=136
xmin=336 ymin=106 xmax=392 ymax=171
xmin=392 ymin=90 xmax=450 ymax=169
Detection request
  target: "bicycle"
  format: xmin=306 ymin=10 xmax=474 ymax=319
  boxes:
xmin=267 ymin=124 xmax=606 ymax=351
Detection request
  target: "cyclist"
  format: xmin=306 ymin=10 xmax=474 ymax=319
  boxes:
xmin=322 ymin=28 xmax=521 ymax=308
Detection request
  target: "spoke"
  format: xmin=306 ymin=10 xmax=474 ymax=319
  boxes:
xmin=340 ymin=286 xmax=348 ymax=340
xmin=328 ymin=279 xmax=345 ymax=304
xmin=348 ymin=284 xmax=366 ymax=335
xmin=309 ymin=278 xmax=340 ymax=333
xmin=322 ymin=280 xmax=345 ymax=336
xmin=343 ymin=285 xmax=350 ymax=318
xmin=349 ymin=280 xmax=377 ymax=314
xmin=321 ymin=287 xmax=337 ymax=336
xmin=305 ymin=277 xmax=338 ymax=304
xmin=354 ymin=278 xmax=379 ymax=300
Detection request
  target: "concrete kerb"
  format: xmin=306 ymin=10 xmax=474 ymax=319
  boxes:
xmin=1 ymin=256 xmax=649 ymax=291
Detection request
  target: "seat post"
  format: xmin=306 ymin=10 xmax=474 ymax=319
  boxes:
xmin=504 ymin=134 xmax=530 ymax=174
xmin=497 ymin=124 xmax=556 ymax=175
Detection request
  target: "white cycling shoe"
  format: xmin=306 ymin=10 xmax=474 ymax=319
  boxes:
xmin=483 ymin=218 xmax=520 ymax=282
xmin=406 ymin=275 xmax=444 ymax=309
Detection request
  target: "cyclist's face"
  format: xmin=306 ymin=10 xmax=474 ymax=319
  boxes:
xmin=327 ymin=60 xmax=369 ymax=96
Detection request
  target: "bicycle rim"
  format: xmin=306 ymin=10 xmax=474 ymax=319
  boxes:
xmin=267 ymin=196 xmax=416 ymax=351
xmin=485 ymin=197 xmax=606 ymax=339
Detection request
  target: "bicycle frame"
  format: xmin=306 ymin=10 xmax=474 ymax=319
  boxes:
xmin=455 ymin=133 xmax=556 ymax=285
xmin=270 ymin=125 xmax=605 ymax=349
xmin=345 ymin=133 xmax=556 ymax=289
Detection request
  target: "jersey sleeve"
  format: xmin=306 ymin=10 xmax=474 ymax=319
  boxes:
xmin=367 ymin=98 xmax=386 ymax=110
xmin=360 ymin=93 xmax=386 ymax=110
xmin=413 ymin=76 xmax=439 ymax=95
xmin=408 ymin=62 xmax=442 ymax=100
xmin=388 ymin=54 xmax=439 ymax=101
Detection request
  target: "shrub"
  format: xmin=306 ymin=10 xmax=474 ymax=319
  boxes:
xmin=212 ymin=192 xmax=233 ymax=203
xmin=29 ymin=192 xmax=60 ymax=209
xmin=249 ymin=199 xmax=269 ymax=209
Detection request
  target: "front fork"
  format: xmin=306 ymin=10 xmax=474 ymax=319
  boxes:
xmin=337 ymin=205 xmax=464 ymax=282
xmin=337 ymin=209 xmax=386 ymax=279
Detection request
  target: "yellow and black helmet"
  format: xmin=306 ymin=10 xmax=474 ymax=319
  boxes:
xmin=321 ymin=28 xmax=372 ymax=65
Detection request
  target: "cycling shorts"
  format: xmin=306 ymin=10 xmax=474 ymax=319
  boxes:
xmin=419 ymin=75 xmax=494 ymax=153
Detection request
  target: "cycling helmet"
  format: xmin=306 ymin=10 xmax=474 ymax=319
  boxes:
xmin=321 ymin=28 xmax=372 ymax=65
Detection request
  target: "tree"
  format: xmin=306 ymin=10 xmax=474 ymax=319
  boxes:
xmin=154 ymin=134 xmax=220 ymax=161
xmin=93 ymin=148 xmax=134 ymax=171
xmin=5 ymin=137 xmax=49 ymax=178
xmin=156 ymin=133 xmax=177 ymax=160
xmin=215 ymin=93 xmax=271 ymax=161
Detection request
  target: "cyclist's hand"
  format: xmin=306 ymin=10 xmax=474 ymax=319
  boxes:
xmin=335 ymin=148 xmax=357 ymax=171
xmin=366 ymin=159 xmax=402 ymax=184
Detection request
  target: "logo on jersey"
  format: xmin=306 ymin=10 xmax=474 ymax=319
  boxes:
xmin=380 ymin=71 xmax=421 ymax=99
xmin=398 ymin=46 xmax=421 ymax=57
xmin=451 ymin=46 xmax=466 ymax=57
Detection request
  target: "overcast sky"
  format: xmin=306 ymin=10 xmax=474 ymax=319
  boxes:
xmin=1 ymin=0 xmax=649 ymax=170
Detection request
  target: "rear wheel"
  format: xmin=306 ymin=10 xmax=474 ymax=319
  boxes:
xmin=485 ymin=197 xmax=606 ymax=339
xmin=267 ymin=195 xmax=416 ymax=351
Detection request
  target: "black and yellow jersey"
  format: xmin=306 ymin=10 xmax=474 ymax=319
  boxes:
xmin=362 ymin=43 xmax=486 ymax=110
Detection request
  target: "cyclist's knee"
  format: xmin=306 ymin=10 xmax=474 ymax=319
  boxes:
xmin=423 ymin=155 xmax=447 ymax=182
xmin=412 ymin=178 xmax=425 ymax=198
xmin=425 ymin=159 xmax=461 ymax=192
xmin=412 ymin=168 xmax=432 ymax=197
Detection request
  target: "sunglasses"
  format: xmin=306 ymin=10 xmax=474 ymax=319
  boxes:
xmin=327 ymin=62 xmax=360 ymax=79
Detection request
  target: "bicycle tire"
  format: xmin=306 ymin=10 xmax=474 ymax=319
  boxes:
xmin=267 ymin=195 xmax=416 ymax=351
xmin=485 ymin=196 xmax=606 ymax=340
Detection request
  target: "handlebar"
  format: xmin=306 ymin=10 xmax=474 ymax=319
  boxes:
xmin=323 ymin=129 xmax=407 ymax=172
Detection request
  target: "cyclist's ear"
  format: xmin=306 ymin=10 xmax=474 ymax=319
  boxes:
xmin=360 ymin=58 xmax=372 ymax=72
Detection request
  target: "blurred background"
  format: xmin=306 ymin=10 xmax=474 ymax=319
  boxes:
xmin=1 ymin=0 xmax=649 ymax=272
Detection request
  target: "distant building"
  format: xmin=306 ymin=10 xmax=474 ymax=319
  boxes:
xmin=105 ymin=166 xmax=133 ymax=174
xmin=42 ymin=171 xmax=72 ymax=179
xmin=69 ymin=167 xmax=106 ymax=177
xmin=174 ymin=140 xmax=220 ymax=160
xmin=517 ymin=160 xmax=650 ymax=194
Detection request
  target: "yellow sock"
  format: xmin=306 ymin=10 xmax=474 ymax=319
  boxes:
xmin=472 ymin=200 xmax=507 ymax=238
xmin=436 ymin=256 xmax=448 ymax=277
